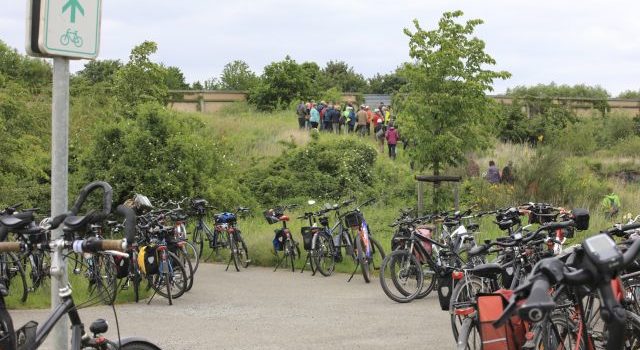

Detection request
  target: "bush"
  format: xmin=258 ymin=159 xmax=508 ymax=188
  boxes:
xmin=244 ymin=138 xmax=377 ymax=205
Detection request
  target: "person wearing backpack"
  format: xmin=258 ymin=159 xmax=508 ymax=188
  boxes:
xmin=347 ymin=106 xmax=356 ymax=133
xmin=385 ymin=124 xmax=399 ymax=159
xmin=296 ymin=101 xmax=306 ymax=129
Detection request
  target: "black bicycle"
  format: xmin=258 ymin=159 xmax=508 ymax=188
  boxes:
xmin=0 ymin=184 xmax=160 ymax=349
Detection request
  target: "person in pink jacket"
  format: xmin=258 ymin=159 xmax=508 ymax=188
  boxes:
xmin=385 ymin=125 xmax=399 ymax=160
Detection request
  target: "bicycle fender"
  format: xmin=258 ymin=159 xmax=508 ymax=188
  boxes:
xmin=118 ymin=337 xmax=163 ymax=350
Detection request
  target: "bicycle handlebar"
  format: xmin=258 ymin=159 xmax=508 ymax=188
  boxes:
xmin=69 ymin=181 xmax=113 ymax=221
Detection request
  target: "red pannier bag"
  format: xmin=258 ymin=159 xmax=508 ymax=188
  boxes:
xmin=477 ymin=289 xmax=526 ymax=350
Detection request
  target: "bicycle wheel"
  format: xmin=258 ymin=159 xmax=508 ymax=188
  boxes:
xmin=533 ymin=310 xmax=584 ymax=350
xmin=129 ymin=253 xmax=141 ymax=303
xmin=369 ymin=237 xmax=386 ymax=272
xmin=312 ymin=233 xmax=336 ymax=277
xmin=234 ymin=234 xmax=249 ymax=269
xmin=0 ymin=300 xmax=15 ymax=350
xmin=192 ymin=229 xmax=204 ymax=259
xmin=456 ymin=316 xmax=481 ymax=350
xmin=415 ymin=255 xmax=437 ymax=300
xmin=151 ymin=251 xmax=187 ymax=301
xmin=285 ymin=239 xmax=295 ymax=272
xmin=379 ymin=250 xmax=423 ymax=303
xmin=87 ymin=254 xmax=118 ymax=305
xmin=355 ymin=234 xmax=371 ymax=283
xmin=449 ymin=276 xmax=487 ymax=341
xmin=181 ymin=240 xmax=200 ymax=274
xmin=3 ymin=253 xmax=27 ymax=303
xmin=173 ymin=248 xmax=194 ymax=291
xmin=229 ymin=234 xmax=240 ymax=272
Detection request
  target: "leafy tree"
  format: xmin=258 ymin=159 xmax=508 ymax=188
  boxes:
xmin=203 ymin=77 xmax=221 ymax=90
xmin=76 ymin=59 xmax=122 ymax=84
xmin=0 ymin=40 xmax=50 ymax=92
xmin=618 ymin=90 xmax=640 ymax=99
xmin=248 ymin=56 xmax=313 ymax=110
xmin=396 ymin=11 xmax=510 ymax=179
xmin=318 ymin=60 xmax=367 ymax=93
xmin=507 ymin=83 xmax=610 ymax=116
xmin=162 ymin=65 xmax=189 ymax=90
xmin=219 ymin=60 xmax=258 ymax=91
xmin=191 ymin=81 xmax=204 ymax=90
xmin=113 ymin=41 xmax=168 ymax=116
xmin=367 ymin=71 xmax=406 ymax=94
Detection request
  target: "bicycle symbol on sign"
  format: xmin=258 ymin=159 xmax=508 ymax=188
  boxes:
xmin=59 ymin=28 xmax=83 ymax=47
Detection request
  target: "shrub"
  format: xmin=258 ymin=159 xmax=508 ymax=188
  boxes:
xmin=244 ymin=138 xmax=378 ymax=205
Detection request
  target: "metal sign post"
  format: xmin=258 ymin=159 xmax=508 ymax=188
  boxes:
xmin=50 ymin=56 xmax=70 ymax=350
xmin=26 ymin=1 xmax=102 ymax=348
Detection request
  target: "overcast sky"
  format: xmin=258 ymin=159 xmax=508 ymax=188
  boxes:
xmin=1 ymin=0 xmax=639 ymax=95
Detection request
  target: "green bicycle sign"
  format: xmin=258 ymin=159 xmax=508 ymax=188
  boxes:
xmin=59 ymin=28 xmax=83 ymax=47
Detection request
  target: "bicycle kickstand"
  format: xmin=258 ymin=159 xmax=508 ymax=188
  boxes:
xmin=301 ymin=253 xmax=312 ymax=274
xmin=347 ymin=261 xmax=360 ymax=282
xmin=225 ymin=254 xmax=233 ymax=271
xmin=147 ymin=284 xmax=159 ymax=305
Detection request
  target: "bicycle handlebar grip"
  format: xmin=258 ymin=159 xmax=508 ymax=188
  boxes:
xmin=0 ymin=242 xmax=22 ymax=252
xmin=518 ymin=278 xmax=554 ymax=322
xmin=539 ymin=220 xmax=574 ymax=232
xmin=116 ymin=205 xmax=137 ymax=244
xmin=100 ymin=240 xmax=126 ymax=252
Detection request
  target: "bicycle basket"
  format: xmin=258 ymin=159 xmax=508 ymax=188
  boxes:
xmin=113 ymin=255 xmax=130 ymax=279
xmin=192 ymin=199 xmax=208 ymax=214
xmin=528 ymin=206 xmax=554 ymax=224
xmin=264 ymin=210 xmax=280 ymax=225
xmin=476 ymin=290 xmax=526 ymax=350
xmin=301 ymin=227 xmax=314 ymax=251
xmin=344 ymin=211 xmax=364 ymax=228
xmin=15 ymin=320 xmax=37 ymax=350
xmin=137 ymin=245 xmax=159 ymax=275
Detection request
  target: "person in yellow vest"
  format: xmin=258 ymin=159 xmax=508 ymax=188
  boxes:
xmin=383 ymin=106 xmax=391 ymax=124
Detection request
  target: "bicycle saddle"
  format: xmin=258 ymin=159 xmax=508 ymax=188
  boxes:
xmin=468 ymin=263 xmax=504 ymax=279
xmin=0 ymin=211 xmax=34 ymax=229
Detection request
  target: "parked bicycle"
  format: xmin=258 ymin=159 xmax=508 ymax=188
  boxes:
xmin=265 ymin=204 xmax=301 ymax=272
xmin=0 ymin=201 xmax=160 ymax=349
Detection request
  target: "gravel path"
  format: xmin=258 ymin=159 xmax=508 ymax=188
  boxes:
xmin=10 ymin=263 xmax=452 ymax=349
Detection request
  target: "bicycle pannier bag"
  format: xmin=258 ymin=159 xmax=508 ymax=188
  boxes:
xmin=272 ymin=229 xmax=285 ymax=251
xmin=571 ymin=208 xmax=590 ymax=231
xmin=437 ymin=272 xmax=455 ymax=311
xmin=477 ymin=290 xmax=526 ymax=350
xmin=344 ymin=211 xmax=364 ymax=228
xmin=137 ymin=245 xmax=159 ymax=275
xmin=114 ymin=255 xmax=130 ymax=279
xmin=414 ymin=226 xmax=434 ymax=263
xmin=301 ymin=227 xmax=314 ymax=251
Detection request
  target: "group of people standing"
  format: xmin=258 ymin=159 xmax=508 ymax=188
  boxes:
xmin=295 ymin=101 xmax=400 ymax=159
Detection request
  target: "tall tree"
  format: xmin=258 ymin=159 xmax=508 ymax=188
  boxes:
xmin=396 ymin=11 xmax=510 ymax=204
xmin=162 ymin=65 xmax=189 ymax=90
xmin=318 ymin=60 xmax=367 ymax=93
xmin=113 ymin=41 xmax=168 ymax=116
xmin=248 ymin=56 xmax=313 ymax=110
xmin=367 ymin=71 xmax=406 ymax=94
xmin=219 ymin=60 xmax=258 ymax=91
xmin=76 ymin=59 xmax=122 ymax=84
